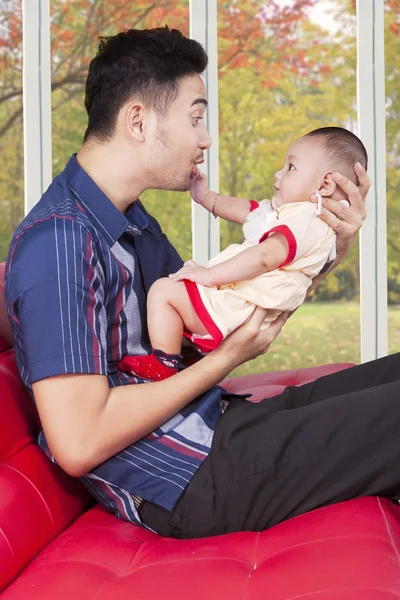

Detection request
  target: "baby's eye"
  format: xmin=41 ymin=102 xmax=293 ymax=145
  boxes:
xmin=288 ymin=164 xmax=295 ymax=171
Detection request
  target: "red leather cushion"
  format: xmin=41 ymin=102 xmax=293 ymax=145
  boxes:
xmin=220 ymin=363 xmax=356 ymax=401
xmin=0 ymin=262 xmax=13 ymax=353
xmin=1 ymin=259 xmax=400 ymax=599
xmin=0 ymin=350 xmax=92 ymax=591
xmin=2 ymin=497 xmax=400 ymax=599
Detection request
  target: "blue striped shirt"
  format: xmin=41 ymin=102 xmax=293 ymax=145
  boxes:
xmin=5 ymin=154 xmax=225 ymax=528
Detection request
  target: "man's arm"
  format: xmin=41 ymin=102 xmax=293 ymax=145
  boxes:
xmin=32 ymin=308 xmax=288 ymax=478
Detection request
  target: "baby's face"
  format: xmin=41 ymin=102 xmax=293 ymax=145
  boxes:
xmin=273 ymin=137 xmax=326 ymax=207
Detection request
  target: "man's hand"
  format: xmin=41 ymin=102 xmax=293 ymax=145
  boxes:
xmin=169 ymin=260 xmax=214 ymax=287
xmin=311 ymin=162 xmax=369 ymax=261
xmin=190 ymin=168 xmax=210 ymax=205
xmin=217 ymin=308 xmax=289 ymax=369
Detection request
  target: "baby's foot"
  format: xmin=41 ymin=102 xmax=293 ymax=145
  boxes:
xmin=119 ymin=350 xmax=180 ymax=381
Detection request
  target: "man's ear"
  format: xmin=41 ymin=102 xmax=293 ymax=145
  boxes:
xmin=318 ymin=171 xmax=336 ymax=197
xmin=125 ymin=102 xmax=146 ymax=142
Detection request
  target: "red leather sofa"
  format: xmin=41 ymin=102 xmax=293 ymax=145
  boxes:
xmin=1 ymin=260 xmax=400 ymax=599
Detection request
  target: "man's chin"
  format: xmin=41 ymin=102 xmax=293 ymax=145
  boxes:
xmin=156 ymin=172 xmax=192 ymax=193
xmin=174 ymin=177 xmax=192 ymax=192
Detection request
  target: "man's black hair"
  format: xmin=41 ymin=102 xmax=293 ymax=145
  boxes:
xmin=305 ymin=127 xmax=368 ymax=181
xmin=83 ymin=26 xmax=208 ymax=142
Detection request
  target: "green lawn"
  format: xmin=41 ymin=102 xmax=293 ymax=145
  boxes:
xmin=229 ymin=302 xmax=400 ymax=377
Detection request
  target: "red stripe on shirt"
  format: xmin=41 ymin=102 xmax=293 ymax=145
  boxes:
xmin=259 ymin=224 xmax=297 ymax=267
xmin=86 ymin=235 xmax=101 ymax=372
xmin=7 ymin=215 xmax=76 ymax=274
xmin=147 ymin=433 xmax=207 ymax=461
xmin=112 ymin=264 xmax=128 ymax=360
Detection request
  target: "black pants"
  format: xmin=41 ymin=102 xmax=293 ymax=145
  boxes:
xmin=140 ymin=353 xmax=400 ymax=538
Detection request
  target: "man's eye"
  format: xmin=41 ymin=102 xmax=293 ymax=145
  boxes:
xmin=288 ymin=164 xmax=295 ymax=171
xmin=193 ymin=117 xmax=203 ymax=126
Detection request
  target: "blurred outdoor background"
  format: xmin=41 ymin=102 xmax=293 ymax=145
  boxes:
xmin=0 ymin=0 xmax=399 ymax=375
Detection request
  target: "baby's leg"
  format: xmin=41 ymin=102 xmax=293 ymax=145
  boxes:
xmin=147 ymin=277 xmax=208 ymax=354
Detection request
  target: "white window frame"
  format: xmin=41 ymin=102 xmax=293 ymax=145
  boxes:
xmin=22 ymin=0 xmax=388 ymax=362
xmin=22 ymin=0 xmax=52 ymax=213
xmin=190 ymin=0 xmax=220 ymax=263
xmin=357 ymin=0 xmax=388 ymax=361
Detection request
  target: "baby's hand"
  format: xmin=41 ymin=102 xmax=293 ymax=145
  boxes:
xmin=190 ymin=169 xmax=209 ymax=205
xmin=169 ymin=260 xmax=214 ymax=287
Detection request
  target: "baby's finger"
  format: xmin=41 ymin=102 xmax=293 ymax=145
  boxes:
xmin=169 ymin=273 xmax=186 ymax=281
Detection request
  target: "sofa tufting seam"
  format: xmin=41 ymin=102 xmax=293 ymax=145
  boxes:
xmin=1 ymin=438 xmax=36 ymax=465
xmin=243 ymin=531 xmax=261 ymax=600
xmin=1 ymin=463 xmax=55 ymax=533
xmin=252 ymin=530 xmax=261 ymax=570
xmin=241 ymin=532 xmax=399 ymax=566
xmin=0 ymin=360 xmax=32 ymax=395
xmin=280 ymin=586 xmax=400 ymax=599
xmin=0 ymin=526 xmax=15 ymax=562
xmin=91 ymin=573 xmax=120 ymax=600
xmin=377 ymin=497 xmax=400 ymax=567
xmin=23 ymin=557 xmax=121 ymax=576
xmin=126 ymin=554 xmax=258 ymax=575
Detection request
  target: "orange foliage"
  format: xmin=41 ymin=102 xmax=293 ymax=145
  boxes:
xmin=5 ymin=0 xmax=398 ymax=121
xmin=0 ymin=0 xmax=325 ymax=90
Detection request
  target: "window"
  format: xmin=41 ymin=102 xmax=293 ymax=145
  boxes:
xmin=385 ymin=0 xmax=400 ymax=352
xmin=50 ymin=0 xmax=191 ymax=258
xmin=0 ymin=0 xmax=23 ymax=262
xmin=217 ymin=0 xmax=360 ymax=375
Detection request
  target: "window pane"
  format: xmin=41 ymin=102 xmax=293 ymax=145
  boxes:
xmin=0 ymin=0 xmax=23 ymax=262
xmin=385 ymin=0 xmax=400 ymax=352
xmin=217 ymin=0 xmax=360 ymax=375
xmin=50 ymin=0 xmax=191 ymax=258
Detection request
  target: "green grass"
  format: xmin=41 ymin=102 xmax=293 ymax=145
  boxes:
xmin=229 ymin=302 xmax=400 ymax=377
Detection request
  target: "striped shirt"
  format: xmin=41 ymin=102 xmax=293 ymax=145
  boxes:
xmin=5 ymin=154 xmax=225 ymax=528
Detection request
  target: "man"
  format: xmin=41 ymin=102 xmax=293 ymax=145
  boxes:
xmin=7 ymin=27 xmax=397 ymax=540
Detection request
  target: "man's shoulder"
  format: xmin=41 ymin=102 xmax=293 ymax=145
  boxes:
xmin=10 ymin=178 xmax=94 ymax=252
xmin=6 ymin=180 xmax=100 ymax=293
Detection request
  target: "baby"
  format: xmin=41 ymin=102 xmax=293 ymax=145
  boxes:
xmin=119 ymin=126 xmax=368 ymax=381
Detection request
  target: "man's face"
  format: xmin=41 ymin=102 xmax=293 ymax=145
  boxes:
xmin=273 ymin=137 xmax=326 ymax=207
xmin=146 ymin=74 xmax=212 ymax=191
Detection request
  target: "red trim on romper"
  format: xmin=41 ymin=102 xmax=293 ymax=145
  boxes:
xmin=259 ymin=224 xmax=297 ymax=267
xmin=249 ymin=200 xmax=259 ymax=212
xmin=182 ymin=331 xmax=219 ymax=353
xmin=183 ymin=280 xmax=224 ymax=351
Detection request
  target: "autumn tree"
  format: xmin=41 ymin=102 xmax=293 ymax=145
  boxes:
xmin=1 ymin=0 xmax=399 ymax=308
xmin=0 ymin=0 xmax=333 ymax=258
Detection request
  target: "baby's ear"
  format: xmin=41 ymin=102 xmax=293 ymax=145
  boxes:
xmin=318 ymin=171 xmax=336 ymax=197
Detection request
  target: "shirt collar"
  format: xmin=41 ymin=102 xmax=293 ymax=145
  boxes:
xmin=61 ymin=154 xmax=149 ymax=246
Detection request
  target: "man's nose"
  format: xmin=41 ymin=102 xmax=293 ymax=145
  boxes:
xmin=199 ymin=126 xmax=212 ymax=150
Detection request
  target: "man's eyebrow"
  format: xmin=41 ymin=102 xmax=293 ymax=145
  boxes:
xmin=191 ymin=98 xmax=208 ymax=108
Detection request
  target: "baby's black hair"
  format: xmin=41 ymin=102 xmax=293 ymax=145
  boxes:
xmin=305 ymin=126 xmax=368 ymax=181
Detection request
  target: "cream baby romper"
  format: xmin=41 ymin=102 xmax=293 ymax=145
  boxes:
xmin=184 ymin=200 xmax=337 ymax=347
